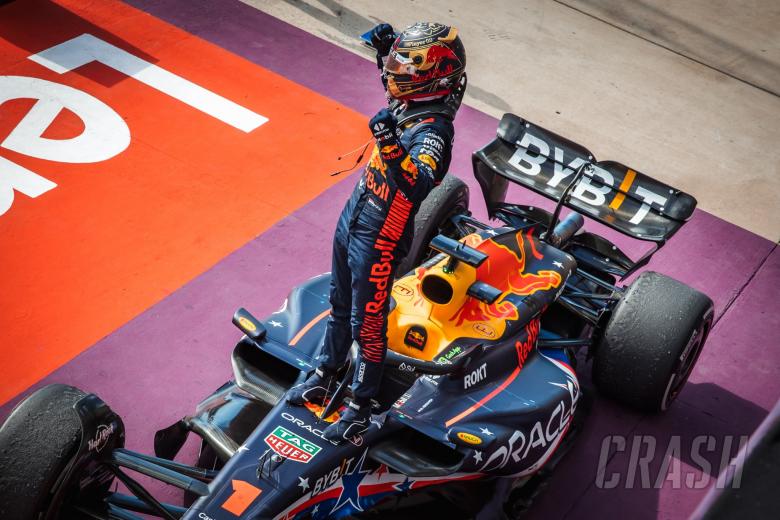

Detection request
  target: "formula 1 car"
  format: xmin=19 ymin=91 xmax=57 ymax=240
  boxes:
xmin=0 ymin=114 xmax=714 ymax=520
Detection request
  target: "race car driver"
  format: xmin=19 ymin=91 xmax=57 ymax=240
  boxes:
xmin=288 ymin=22 xmax=467 ymax=443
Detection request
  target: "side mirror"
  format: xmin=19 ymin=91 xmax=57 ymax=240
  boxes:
xmin=467 ymin=281 xmax=503 ymax=304
xmin=232 ymin=307 xmax=267 ymax=342
xmin=430 ymin=234 xmax=488 ymax=273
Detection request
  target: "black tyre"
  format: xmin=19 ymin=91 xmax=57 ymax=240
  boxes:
xmin=396 ymin=174 xmax=469 ymax=276
xmin=593 ymin=272 xmax=714 ymax=412
xmin=0 ymin=384 xmax=87 ymax=518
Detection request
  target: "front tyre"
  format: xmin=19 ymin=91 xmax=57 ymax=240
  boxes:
xmin=0 ymin=384 xmax=110 ymax=518
xmin=396 ymin=174 xmax=469 ymax=276
xmin=593 ymin=272 xmax=714 ymax=412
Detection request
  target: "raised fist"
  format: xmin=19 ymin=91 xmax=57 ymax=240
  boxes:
xmin=369 ymin=108 xmax=397 ymax=143
xmin=370 ymin=23 xmax=396 ymax=58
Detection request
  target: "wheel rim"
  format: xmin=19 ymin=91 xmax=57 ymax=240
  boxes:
xmin=660 ymin=313 xmax=712 ymax=410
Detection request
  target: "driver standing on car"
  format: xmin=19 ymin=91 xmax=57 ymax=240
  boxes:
xmin=287 ymin=22 xmax=467 ymax=443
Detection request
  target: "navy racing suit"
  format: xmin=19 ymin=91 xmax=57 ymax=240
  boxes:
xmin=318 ymin=110 xmax=454 ymax=404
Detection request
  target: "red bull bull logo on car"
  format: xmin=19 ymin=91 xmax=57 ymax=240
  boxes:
xmin=450 ymin=232 xmax=562 ymax=326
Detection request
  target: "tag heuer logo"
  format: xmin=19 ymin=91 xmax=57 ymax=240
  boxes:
xmin=264 ymin=426 xmax=322 ymax=463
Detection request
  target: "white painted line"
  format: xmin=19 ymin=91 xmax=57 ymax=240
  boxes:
xmin=0 ymin=156 xmax=57 ymax=216
xmin=29 ymin=33 xmax=268 ymax=132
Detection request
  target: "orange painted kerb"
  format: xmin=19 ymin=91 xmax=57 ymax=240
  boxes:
xmin=0 ymin=0 xmax=367 ymax=403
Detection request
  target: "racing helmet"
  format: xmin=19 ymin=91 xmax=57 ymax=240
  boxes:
xmin=384 ymin=22 xmax=466 ymax=102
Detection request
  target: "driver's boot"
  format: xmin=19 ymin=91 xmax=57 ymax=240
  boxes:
xmin=322 ymin=401 xmax=371 ymax=444
xmin=287 ymin=368 xmax=338 ymax=406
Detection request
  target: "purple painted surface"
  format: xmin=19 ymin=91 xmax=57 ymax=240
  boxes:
xmin=118 ymin=0 xmax=774 ymax=317
xmin=2 ymin=0 xmax=778 ymax=517
xmin=541 ymin=248 xmax=780 ymax=519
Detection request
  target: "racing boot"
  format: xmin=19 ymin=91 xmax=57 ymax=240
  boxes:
xmin=322 ymin=400 xmax=371 ymax=444
xmin=286 ymin=368 xmax=338 ymax=406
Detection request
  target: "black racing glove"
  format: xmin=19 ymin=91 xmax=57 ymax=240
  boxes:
xmin=369 ymin=108 xmax=397 ymax=144
xmin=369 ymin=108 xmax=404 ymax=162
xmin=370 ymin=23 xmax=396 ymax=58
xmin=370 ymin=23 xmax=396 ymax=71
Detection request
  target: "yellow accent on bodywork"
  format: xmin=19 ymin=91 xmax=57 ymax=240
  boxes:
xmin=609 ymin=168 xmax=637 ymax=210
xmin=386 ymin=233 xmax=511 ymax=361
xmin=238 ymin=316 xmax=256 ymax=332
xmin=456 ymin=432 xmax=482 ymax=445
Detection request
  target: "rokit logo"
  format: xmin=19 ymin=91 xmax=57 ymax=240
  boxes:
xmin=420 ymin=134 xmax=445 ymax=161
xmin=464 ymin=363 xmax=487 ymax=389
xmin=88 ymin=423 xmax=115 ymax=452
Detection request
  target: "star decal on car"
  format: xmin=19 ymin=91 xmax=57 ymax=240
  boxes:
xmin=332 ymin=450 xmax=371 ymax=513
xmin=393 ymin=477 xmax=414 ymax=493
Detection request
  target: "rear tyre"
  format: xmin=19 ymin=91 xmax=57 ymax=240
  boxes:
xmin=593 ymin=272 xmax=714 ymax=412
xmin=396 ymin=174 xmax=469 ymax=276
xmin=0 ymin=384 xmax=87 ymax=519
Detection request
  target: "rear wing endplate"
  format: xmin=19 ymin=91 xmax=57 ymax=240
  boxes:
xmin=473 ymin=114 xmax=697 ymax=242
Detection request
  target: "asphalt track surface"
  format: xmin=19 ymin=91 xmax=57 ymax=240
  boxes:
xmin=0 ymin=1 xmax=778 ymax=519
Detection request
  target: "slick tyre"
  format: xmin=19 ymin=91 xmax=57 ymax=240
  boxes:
xmin=0 ymin=384 xmax=88 ymax=518
xmin=396 ymin=174 xmax=469 ymax=276
xmin=593 ymin=272 xmax=714 ymax=412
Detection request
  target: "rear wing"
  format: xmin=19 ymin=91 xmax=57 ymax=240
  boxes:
xmin=472 ymin=114 xmax=697 ymax=242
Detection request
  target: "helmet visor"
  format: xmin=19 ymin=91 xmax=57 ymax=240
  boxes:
xmin=384 ymin=48 xmax=427 ymax=76
xmin=385 ymin=50 xmax=417 ymax=75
